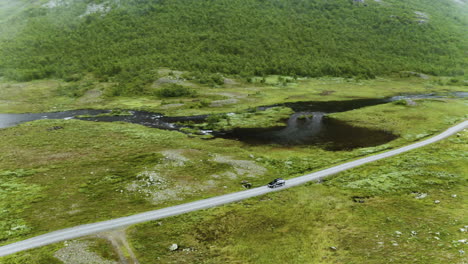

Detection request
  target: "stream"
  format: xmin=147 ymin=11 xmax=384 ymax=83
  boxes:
xmin=1 ymin=93 xmax=466 ymax=150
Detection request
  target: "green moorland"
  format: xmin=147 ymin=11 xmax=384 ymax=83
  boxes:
xmin=0 ymin=0 xmax=467 ymax=95
xmin=1 ymin=71 xmax=466 ymax=115
xmin=1 ymin=106 xmax=466 ymax=264
xmin=125 ymin=129 xmax=468 ymax=264
xmin=0 ymin=0 xmax=467 ymax=263
xmin=0 ymin=74 xmax=466 ymax=263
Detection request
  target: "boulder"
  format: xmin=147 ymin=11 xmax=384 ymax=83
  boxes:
xmin=169 ymin=244 xmax=178 ymax=251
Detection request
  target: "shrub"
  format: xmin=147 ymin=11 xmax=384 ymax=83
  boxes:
xmin=156 ymin=84 xmax=196 ymax=98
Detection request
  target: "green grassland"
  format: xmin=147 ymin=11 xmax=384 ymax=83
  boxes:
xmin=0 ymin=75 xmax=466 ymax=239
xmin=0 ymin=0 xmax=466 ymax=262
xmin=0 ymin=72 xmax=466 ymax=115
xmin=0 ymin=74 xmax=466 ymax=263
xmin=2 ymin=125 xmax=465 ymax=264
xmin=126 ymin=129 xmax=468 ymax=264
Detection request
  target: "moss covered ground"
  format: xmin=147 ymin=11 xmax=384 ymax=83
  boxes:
xmin=0 ymin=74 xmax=466 ymax=263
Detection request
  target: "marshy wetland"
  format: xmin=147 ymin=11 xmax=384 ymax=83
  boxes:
xmin=0 ymin=74 xmax=467 ymax=264
xmin=1 ymin=93 xmax=464 ymax=150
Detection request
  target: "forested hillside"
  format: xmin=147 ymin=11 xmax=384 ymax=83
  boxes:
xmin=0 ymin=0 xmax=466 ymax=94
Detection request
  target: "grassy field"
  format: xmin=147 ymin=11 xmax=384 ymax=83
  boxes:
xmin=0 ymin=72 xmax=465 ymax=115
xmin=126 ymin=129 xmax=468 ymax=264
xmin=3 ymin=127 xmax=464 ymax=264
xmin=0 ymin=75 xmax=466 ymax=263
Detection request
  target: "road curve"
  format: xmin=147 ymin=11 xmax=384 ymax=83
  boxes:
xmin=1 ymin=120 xmax=467 ymax=257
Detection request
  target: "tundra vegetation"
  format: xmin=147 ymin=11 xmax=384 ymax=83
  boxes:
xmin=0 ymin=0 xmax=467 ymax=263
xmin=0 ymin=72 xmax=466 ymax=263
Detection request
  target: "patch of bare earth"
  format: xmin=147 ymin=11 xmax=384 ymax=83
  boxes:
xmin=126 ymin=150 xmax=266 ymax=204
xmin=211 ymin=155 xmax=267 ymax=179
xmin=78 ymin=89 xmax=103 ymax=104
xmin=54 ymin=241 xmax=118 ymax=264
xmin=216 ymin=92 xmax=248 ymax=99
xmin=160 ymin=149 xmax=191 ymax=166
xmin=160 ymin=103 xmax=185 ymax=109
xmin=223 ymin=78 xmax=239 ymax=85
xmin=210 ymin=98 xmax=239 ymax=107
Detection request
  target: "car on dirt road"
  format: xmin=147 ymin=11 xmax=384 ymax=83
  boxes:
xmin=268 ymin=178 xmax=286 ymax=188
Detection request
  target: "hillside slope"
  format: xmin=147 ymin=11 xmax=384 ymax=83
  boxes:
xmin=0 ymin=0 xmax=467 ymax=90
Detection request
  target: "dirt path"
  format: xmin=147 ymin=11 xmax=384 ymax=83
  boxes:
xmin=97 ymin=229 xmax=139 ymax=264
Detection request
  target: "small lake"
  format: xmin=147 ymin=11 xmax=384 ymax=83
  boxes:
xmin=214 ymin=112 xmax=397 ymax=150
xmin=0 ymin=93 xmax=465 ymax=150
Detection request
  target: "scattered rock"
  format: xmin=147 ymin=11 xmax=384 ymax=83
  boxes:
xmin=414 ymin=11 xmax=429 ymax=24
xmin=43 ymin=0 xmax=66 ymax=8
xmin=460 ymin=228 xmax=467 ymax=232
xmin=395 ymin=231 xmax=402 ymax=236
xmin=451 ymin=194 xmax=457 ymax=198
xmin=169 ymin=244 xmax=178 ymax=251
xmin=241 ymin=180 xmax=252 ymax=189
xmin=160 ymin=149 xmax=190 ymax=166
xmin=434 ymin=200 xmax=441 ymax=204
xmin=55 ymin=241 xmax=118 ymax=264
xmin=405 ymin=99 xmax=417 ymax=106
xmin=434 ymin=236 xmax=440 ymax=240
xmin=414 ymin=11 xmax=429 ymax=19
xmin=80 ymin=3 xmax=111 ymax=18
xmin=392 ymin=242 xmax=399 ymax=246
xmin=459 ymin=250 xmax=465 ymax=255
xmin=352 ymin=196 xmax=369 ymax=203
xmin=411 ymin=231 xmax=417 ymax=236
xmin=329 ymin=246 xmax=337 ymax=251
xmin=415 ymin=193 xmax=427 ymax=199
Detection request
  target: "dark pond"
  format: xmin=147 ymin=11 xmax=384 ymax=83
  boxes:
xmin=214 ymin=112 xmax=397 ymax=150
xmin=0 ymin=93 xmax=465 ymax=150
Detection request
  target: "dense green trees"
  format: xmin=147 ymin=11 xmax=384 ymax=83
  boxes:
xmin=0 ymin=0 xmax=466 ymax=95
